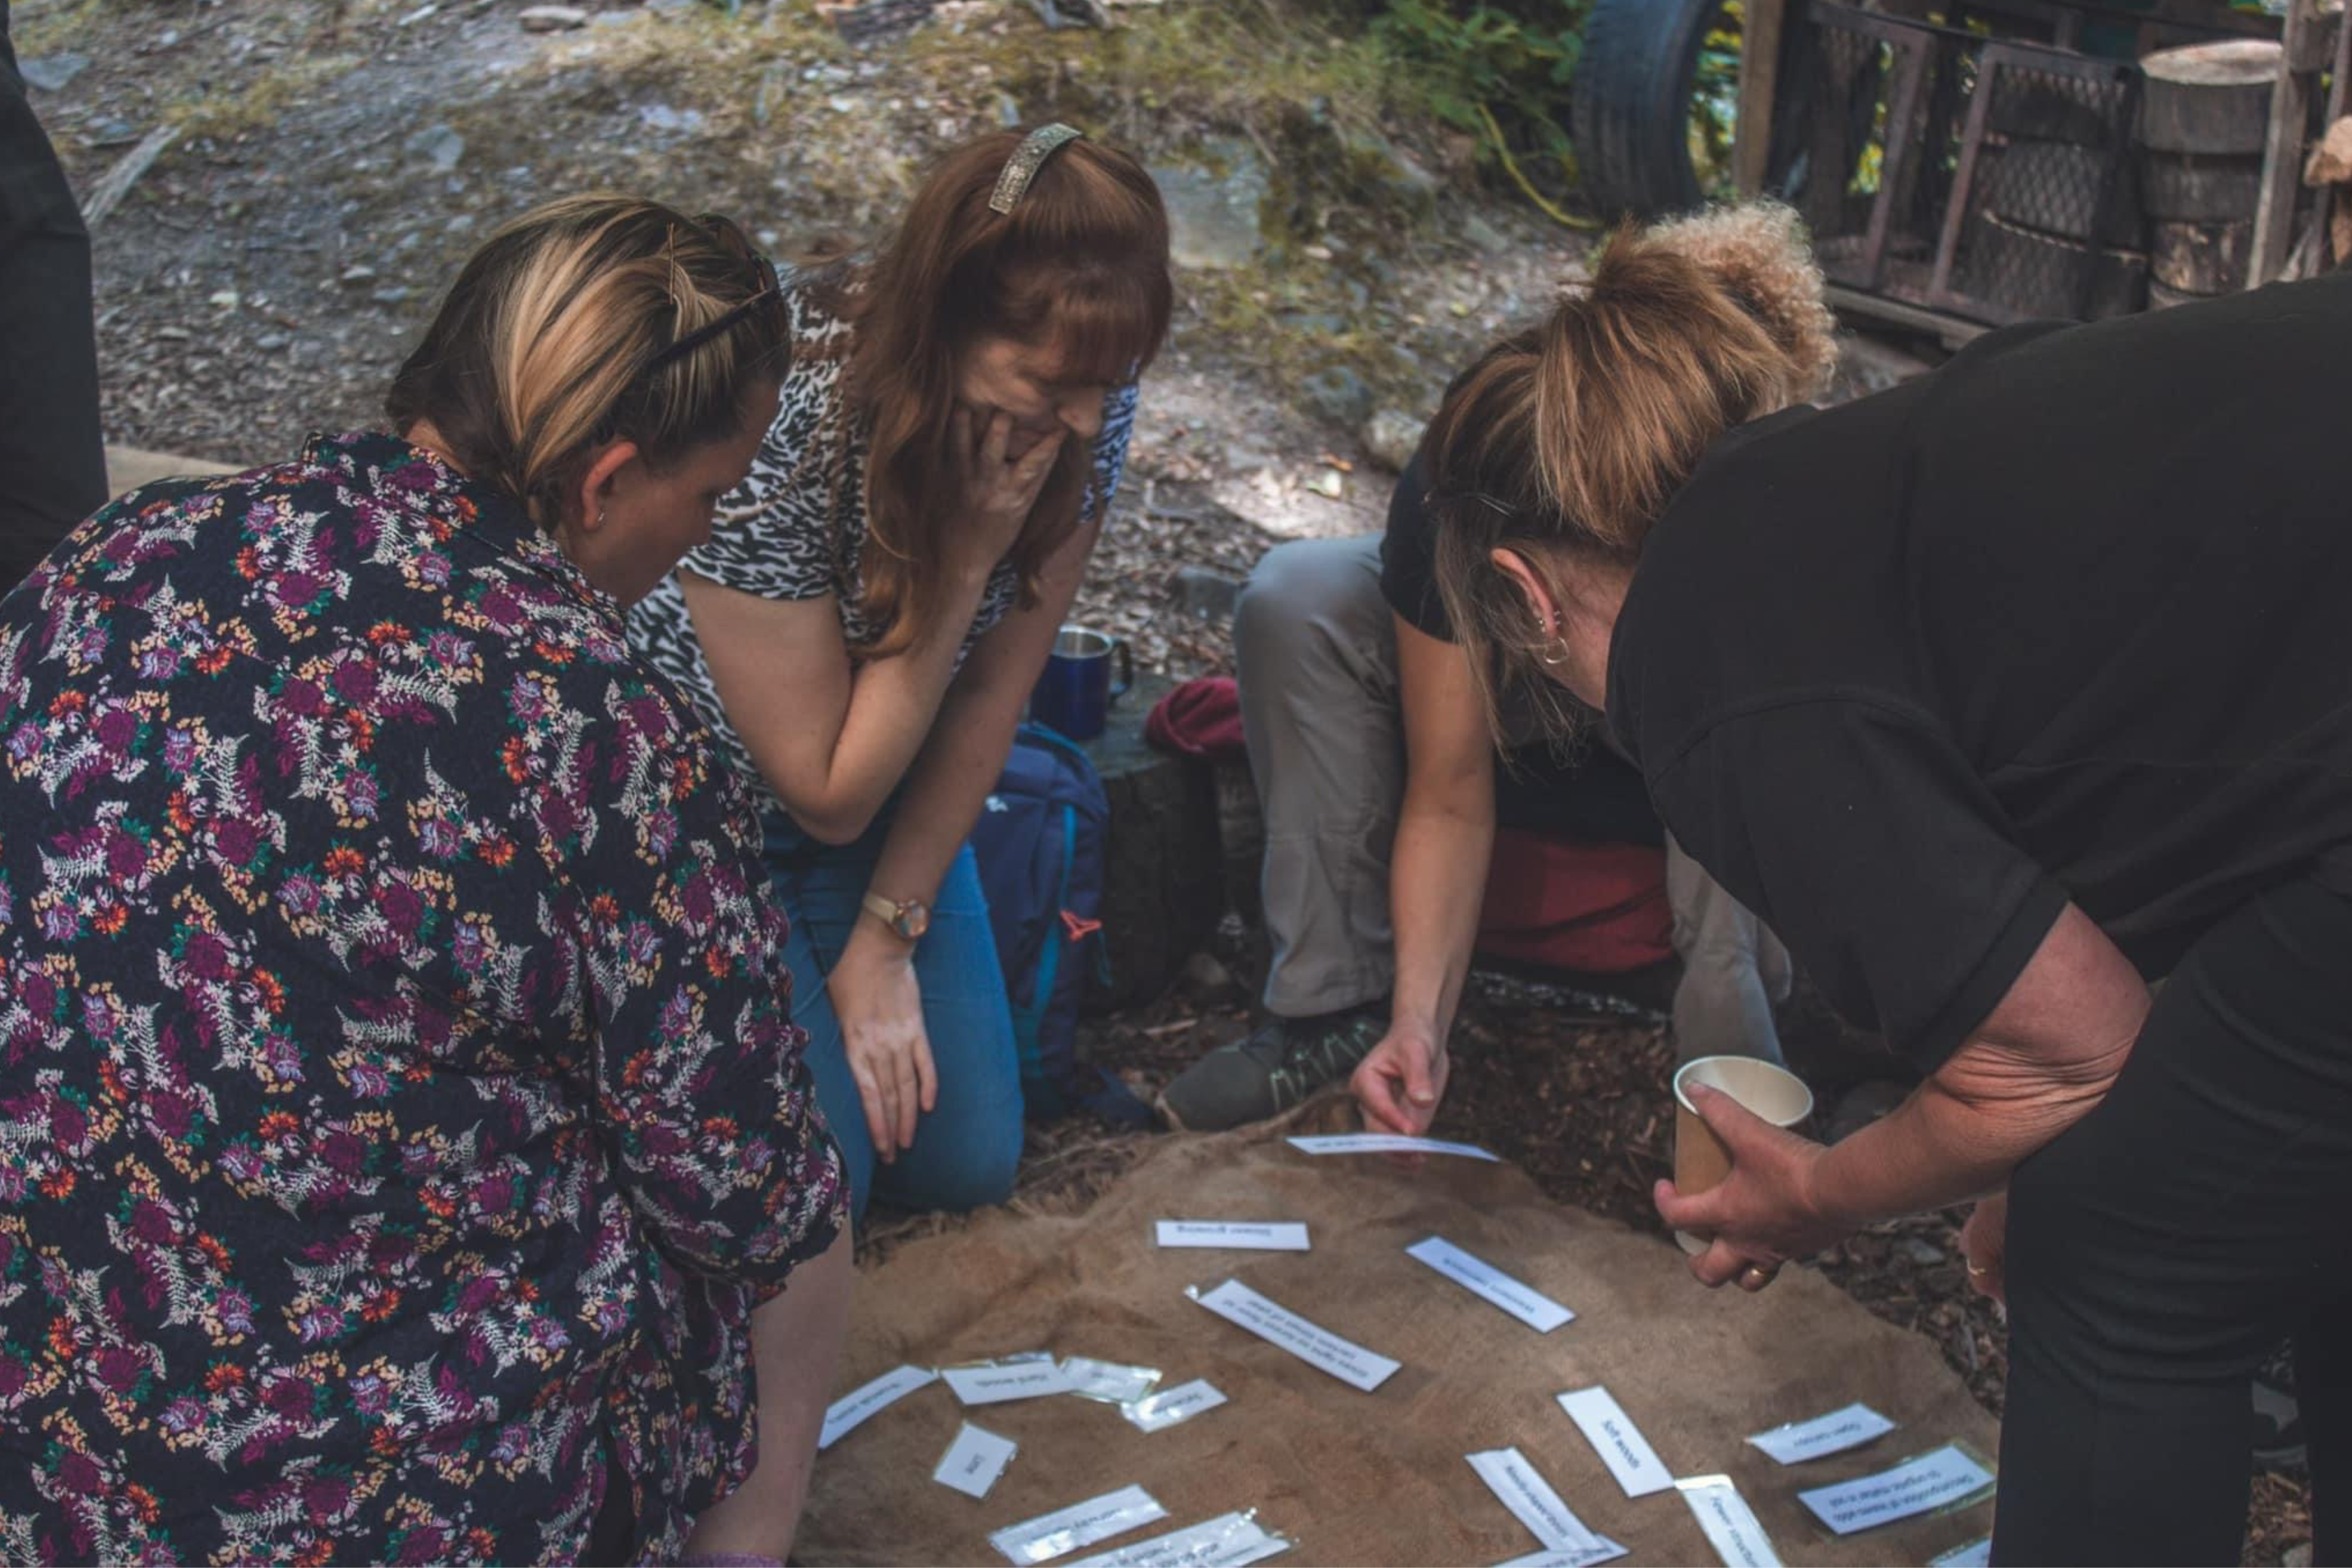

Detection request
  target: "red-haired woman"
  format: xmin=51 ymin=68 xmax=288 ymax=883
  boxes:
xmin=630 ymin=126 xmax=1170 ymax=1223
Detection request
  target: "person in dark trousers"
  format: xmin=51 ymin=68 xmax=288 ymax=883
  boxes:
xmin=0 ymin=0 xmax=107 ymax=588
xmin=1421 ymin=200 xmax=2347 ymax=1567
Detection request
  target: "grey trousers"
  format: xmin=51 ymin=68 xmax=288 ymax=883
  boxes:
xmin=1233 ymin=535 xmax=1791 ymax=1065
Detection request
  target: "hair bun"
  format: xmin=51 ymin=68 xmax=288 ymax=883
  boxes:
xmin=1636 ymin=202 xmax=1838 ymax=402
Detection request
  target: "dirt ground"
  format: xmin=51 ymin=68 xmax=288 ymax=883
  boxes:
xmin=12 ymin=0 xmax=2313 ymax=1558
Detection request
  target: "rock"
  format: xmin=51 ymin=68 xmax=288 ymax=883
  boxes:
xmin=2284 ymin=1544 xmax=2314 ymax=1568
xmin=406 ymin=123 xmax=465 ymax=174
xmin=20 ymin=53 xmax=92 ymax=93
xmin=1170 ymin=565 xmax=1243 ymax=623
xmin=1182 ymin=950 xmax=1239 ymax=997
xmin=1461 ymin=212 xmax=1513 ymax=255
xmin=253 ymin=333 xmax=291 ymax=353
xmin=1340 ymin=127 xmax=1440 ymax=216
xmin=339 ymin=265 xmax=378 ymax=287
xmin=1361 ymin=408 xmax=1423 ymax=473
xmin=1899 ymin=1238 xmax=1947 ymax=1268
xmin=1148 ymin=139 xmax=1268 ymax=271
xmin=1301 ymin=365 xmax=1373 ymax=427
xmin=372 ymin=286 xmax=415 ymax=307
xmin=638 ymin=103 xmax=706 ymax=133
xmin=519 ymin=5 xmax=590 ymax=30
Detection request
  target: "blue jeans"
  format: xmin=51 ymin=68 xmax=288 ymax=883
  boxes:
xmin=765 ymin=810 xmax=1024 ymax=1225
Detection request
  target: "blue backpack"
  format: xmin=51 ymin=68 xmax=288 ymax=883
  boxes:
xmin=968 ymin=723 xmax=1151 ymax=1126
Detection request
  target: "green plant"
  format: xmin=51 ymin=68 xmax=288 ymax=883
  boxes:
xmin=1373 ymin=0 xmax=1589 ymax=216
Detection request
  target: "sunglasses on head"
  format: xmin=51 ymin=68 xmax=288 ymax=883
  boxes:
xmin=641 ymin=211 xmax=787 ymax=375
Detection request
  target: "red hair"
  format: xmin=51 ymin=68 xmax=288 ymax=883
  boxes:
xmin=819 ymin=128 xmax=1172 ymax=656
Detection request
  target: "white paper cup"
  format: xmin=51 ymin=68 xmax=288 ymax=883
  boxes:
xmin=1671 ymin=1055 xmax=1814 ymax=1256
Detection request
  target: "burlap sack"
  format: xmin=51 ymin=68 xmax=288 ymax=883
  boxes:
xmin=799 ymin=1120 xmax=1998 ymax=1566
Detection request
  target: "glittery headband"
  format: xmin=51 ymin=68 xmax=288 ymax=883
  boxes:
xmin=990 ymin=123 xmax=1085 ymax=215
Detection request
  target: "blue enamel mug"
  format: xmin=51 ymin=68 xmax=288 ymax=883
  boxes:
xmin=1028 ymin=625 xmax=1133 ymax=742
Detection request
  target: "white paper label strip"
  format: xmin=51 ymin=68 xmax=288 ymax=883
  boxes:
xmin=1407 ymin=1235 xmax=1573 ymax=1333
xmin=1065 ymin=1511 xmax=1293 ymax=1568
xmin=933 ymin=1421 xmax=1017 ymax=1499
xmin=1745 ymin=1401 xmax=1897 ymax=1465
xmin=1286 ymin=1133 xmax=1499 ymax=1162
xmin=1465 ymin=1447 xmax=1616 ymax=1556
xmin=1063 ymin=1356 xmax=1163 ymax=1405
xmin=818 ymin=1363 xmax=937 ymax=1450
xmin=1558 ymin=1386 xmax=1674 ymax=1498
xmin=1187 ymin=1279 xmax=1400 ymax=1392
xmin=946 ymin=1357 xmax=1078 ymax=1406
xmin=1156 ymin=1220 xmax=1311 ymax=1251
xmin=1494 ymin=1547 xmax=1632 ymax=1568
xmin=991 ymin=1485 xmax=1171 ymax=1565
xmin=1929 ymin=1537 xmax=1992 ymax=1568
xmin=1676 ymin=1476 xmax=1782 ymax=1568
xmin=1123 ymin=1378 xmax=1229 ymax=1433
xmin=1797 ymin=1444 xmax=1994 ymax=1536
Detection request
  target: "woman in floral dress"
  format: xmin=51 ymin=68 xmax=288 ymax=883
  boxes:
xmin=0 ymin=196 xmax=848 ymax=1566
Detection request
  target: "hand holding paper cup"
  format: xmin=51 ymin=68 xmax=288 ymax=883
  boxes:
xmin=1668 ymin=1055 xmax=1815 ymax=1256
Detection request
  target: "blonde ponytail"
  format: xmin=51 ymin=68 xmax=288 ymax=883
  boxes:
xmin=1423 ymin=201 xmax=1833 ymax=744
xmin=388 ymin=195 xmax=789 ymax=531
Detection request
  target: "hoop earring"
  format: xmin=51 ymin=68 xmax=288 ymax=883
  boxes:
xmin=1538 ymin=635 xmax=1571 ymax=667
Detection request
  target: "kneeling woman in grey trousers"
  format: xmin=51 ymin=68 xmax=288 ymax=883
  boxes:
xmin=1156 ymin=435 xmax=1798 ymax=1135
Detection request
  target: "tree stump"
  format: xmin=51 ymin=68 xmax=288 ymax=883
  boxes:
xmin=2150 ymin=216 xmax=2253 ymax=292
xmin=2140 ymin=39 xmax=2281 ymax=156
xmin=2139 ymin=151 xmax=2264 ymax=222
xmin=1075 ymin=675 xmax=1224 ymax=1014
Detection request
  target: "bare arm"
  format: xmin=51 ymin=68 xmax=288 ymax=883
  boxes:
xmin=1805 ymin=901 xmax=2148 ymax=1222
xmin=822 ymin=511 xmax=1103 ymax=1157
xmin=1352 ymin=617 xmax=1497 ymax=1133
xmin=863 ymin=512 xmax=1103 ymax=919
xmin=681 ymin=409 xmax=1063 ymax=846
xmin=679 ymin=567 xmax=990 ymax=846
xmin=1659 ymin=901 xmax=2151 ymax=1280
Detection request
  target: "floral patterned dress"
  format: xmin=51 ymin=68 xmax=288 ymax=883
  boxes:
xmin=0 ymin=433 xmax=847 ymax=1565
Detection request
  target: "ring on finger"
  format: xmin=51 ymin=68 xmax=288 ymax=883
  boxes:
xmin=1739 ymin=1262 xmax=1779 ymax=1290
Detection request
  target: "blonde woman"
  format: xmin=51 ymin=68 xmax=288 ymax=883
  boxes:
xmin=1422 ymin=202 xmax=2350 ymax=1566
xmin=0 ymin=197 xmax=847 ymax=1565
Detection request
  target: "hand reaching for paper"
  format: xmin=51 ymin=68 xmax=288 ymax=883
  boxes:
xmin=1652 ymin=1082 xmax=1844 ymax=1291
xmin=1350 ymin=1026 xmax=1450 ymax=1138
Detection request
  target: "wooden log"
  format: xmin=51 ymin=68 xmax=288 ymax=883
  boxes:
xmin=2150 ymin=216 xmax=2253 ymax=292
xmin=2138 ymin=150 xmax=2263 ymax=220
xmin=1980 ymin=138 xmax=2142 ymax=245
xmin=1075 ymin=674 xmax=1224 ymax=1014
xmin=2140 ymin=39 xmax=2282 ymax=155
xmin=1955 ymin=211 xmax=2148 ymax=320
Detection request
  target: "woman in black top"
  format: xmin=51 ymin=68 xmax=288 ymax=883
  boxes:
xmin=1419 ymin=201 xmax=2349 ymax=1566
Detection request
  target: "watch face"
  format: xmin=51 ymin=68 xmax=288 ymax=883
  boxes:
xmin=897 ymin=903 xmax=931 ymax=941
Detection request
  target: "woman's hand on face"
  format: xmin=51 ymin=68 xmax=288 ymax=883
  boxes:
xmin=949 ymin=406 xmax=1065 ymax=575
xmin=1653 ymin=1082 xmax=1843 ymax=1292
xmin=827 ymin=931 xmax=937 ymax=1161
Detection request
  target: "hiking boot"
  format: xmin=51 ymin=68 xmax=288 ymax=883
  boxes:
xmin=1156 ymin=1004 xmax=1387 ymax=1132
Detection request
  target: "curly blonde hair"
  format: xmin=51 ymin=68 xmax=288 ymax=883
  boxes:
xmin=1421 ymin=200 xmax=1835 ymax=742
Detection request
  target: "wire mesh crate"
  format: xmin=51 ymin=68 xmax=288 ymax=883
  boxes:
xmin=1768 ymin=4 xmax=2144 ymax=325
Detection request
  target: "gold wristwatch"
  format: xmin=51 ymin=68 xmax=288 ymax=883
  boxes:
xmin=861 ymin=891 xmax=931 ymax=942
